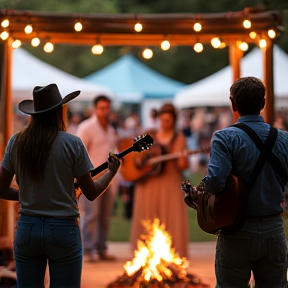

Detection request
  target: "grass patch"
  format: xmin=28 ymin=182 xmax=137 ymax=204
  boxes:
xmin=109 ymin=171 xmax=216 ymax=242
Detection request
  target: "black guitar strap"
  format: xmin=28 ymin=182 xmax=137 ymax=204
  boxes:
xmin=232 ymin=123 xmax=287 ymax=191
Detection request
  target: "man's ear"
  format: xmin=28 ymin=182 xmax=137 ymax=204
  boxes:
xmin=231 ymin=99 xmax=237 ymax=112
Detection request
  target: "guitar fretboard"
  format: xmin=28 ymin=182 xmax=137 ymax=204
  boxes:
xmin=148 ymin=147 xmax=210 ymax=165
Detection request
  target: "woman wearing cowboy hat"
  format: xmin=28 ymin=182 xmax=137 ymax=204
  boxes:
xmin=0 ymin=84 xmax=121 ymax=288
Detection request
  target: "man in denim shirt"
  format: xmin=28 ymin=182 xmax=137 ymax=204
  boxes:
xmin=202 ymin=77 xmax=288 ymax=288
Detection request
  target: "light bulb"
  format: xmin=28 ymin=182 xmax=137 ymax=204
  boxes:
xmin=219 ymin=42 xmax=226 ymax=49
xmin=44 ymin=42 xmax=54 ymax=53
xmin=134 ymin=22 xmax=143 ymax=32
xmin=243 ymin=19 xmax=251 ymax=29
xmin=24 ymin=24 xmax=33 ymax=34
xmin=142 ymin=48 xmax=153 ymax=59
xmin=91 ymin=44 xmax=104 ymax=55
xmin=239 ymin=42 xmax=248 ymax=51
xmin=259 ymin=39 xmax=267 ymax=48
xmin=211 ymin=37 xmax=221 ymax=48
xmin=12 ymin=39 xmax=21 ymax=49
xmin=194 ymin=43 xmax=203 ymax=53
xmin=249 ymin=31 xmax=257 ymax=39
xmin=31 ymin=37 xmax=40 ymax=47
xmin=1 ymin=19 xmax=9 ymax=28
xmin=74 ymin=22 xmax=82 ymax=32
xmin=268 ymin=29 xmax=276 ymax=39
xmin=0 ymin=31 xmax=9 ymax=40
xmin=193 ymin=22 xmax=202 ymax=32
xmin=161 ymin=40 xmax=170 ymax=51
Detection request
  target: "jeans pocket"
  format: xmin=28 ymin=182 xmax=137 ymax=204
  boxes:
xmin=268 ymin=233 xmax=287 ymax=266
xmin=51 ymin=224 xmax=77 ymax=249
xmin=14 ymin=222 xmax=34 ymax=248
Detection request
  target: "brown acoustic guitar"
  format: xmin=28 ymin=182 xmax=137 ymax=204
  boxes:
xmin=118 ymin=139 xmax=210 ymax=182
xmin=181 ymin=174 xmax=248 ymax=235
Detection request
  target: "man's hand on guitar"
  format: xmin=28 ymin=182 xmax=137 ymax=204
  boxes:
xmin=181 ymin=179 xmax=199 ymax=210
xmin=108 ymin=152 xmax=121 ymax=174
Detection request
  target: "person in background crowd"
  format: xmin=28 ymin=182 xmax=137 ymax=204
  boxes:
xmin=77 ymin=95 xmax=119 ymax=262
xmin=0 ymin=84 xmax=120 ymax=288
xmin=146 ymin=108 xmax=159 ymax=130
xmin=201 ymin=77 xmax=288 ymax=288
xmin=130 ymin=103 xmax=189 ymax=258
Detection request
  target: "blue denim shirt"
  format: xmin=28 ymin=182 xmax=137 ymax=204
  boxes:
xmin=202 ymin=115 xmax=288 ymax=217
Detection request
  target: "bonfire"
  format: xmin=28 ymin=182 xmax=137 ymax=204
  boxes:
xmin=107 ymin=219 xmax=209 ymax=288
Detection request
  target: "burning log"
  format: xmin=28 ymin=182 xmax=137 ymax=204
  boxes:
xmin=107 ymin=219 xmax=210 ymax=288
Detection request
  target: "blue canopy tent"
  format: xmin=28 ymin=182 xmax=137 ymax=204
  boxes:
xmin=85 ymin=54 xmax=185 ymax=128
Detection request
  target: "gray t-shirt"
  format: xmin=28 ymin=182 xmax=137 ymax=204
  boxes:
xmin=1 ymin=131 xmax=94 ymax=217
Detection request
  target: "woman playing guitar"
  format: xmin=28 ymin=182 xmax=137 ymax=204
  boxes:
xmin=130 ymin=103 xmax=190 ymax=258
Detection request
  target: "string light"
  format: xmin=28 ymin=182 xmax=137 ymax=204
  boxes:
xmin=219 ymin=41 xmax=226 ymax=49
xmin=259 ymin=39 xmax=267 ymax=48
xmin=12 ymin=39 xmax=21 ymax=49
xmin=238 ymin=41 xmax=249 ymax=51
xmin=268 ymin=29 xmax=276 ymax=39
xmin=211 ymin=37 xmax=221 ymax=48
xmin=91 ymin=44 xmax=104 ymax=55
xmin=249 ymin=31 xmax=257 ymax=39
xmin=44 ymin=42 xmax=54 ymax=53
xmin=0 ymin=31 xmax=9 ymax=40
xmin=142 ymin=48 xmax=153 ymax=59
xmin=74 ymin=21 xmax=83 ymax=32
xmin=24 ymin=24 xmax=33 ymax=34
xmin=161 ymin=40 xmax=170 ymax=51
xmin=194 ymin=42 xmax=203 ymax=53
xmin=1 ymin=19 xmax=9 ymax=28
xmin=243 ymin=19 xmax=251 ymax=29
xmin=193 ymin=22 xmax=202 ymax=32
xmin=31 ymin=37 xmax=41 ymax=47
xmin=134 ymin=22 xmax=143 ymax=32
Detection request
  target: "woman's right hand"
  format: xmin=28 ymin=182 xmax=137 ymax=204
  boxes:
xmin=107 ymin=152 xmax=121 ymax=173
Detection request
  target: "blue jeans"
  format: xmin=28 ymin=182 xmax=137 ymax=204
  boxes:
xmin=14 ymin=215 xmax=82 ymax=288
xmin=215 ymin=216 xmax=287 ymax=288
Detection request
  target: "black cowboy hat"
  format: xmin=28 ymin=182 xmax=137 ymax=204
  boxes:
xmin=18 ymin=83 xmax=80 ymax=115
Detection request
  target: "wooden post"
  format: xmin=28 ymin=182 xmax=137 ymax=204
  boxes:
xmin=262 ymin=38 xmax=274 ymax=124
xmin=0 ymin=39 xmax=15 ymax=238
xmin=229 ymin=43 xmax=243 ymax=123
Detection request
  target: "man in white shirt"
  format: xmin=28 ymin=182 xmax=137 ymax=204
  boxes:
xmin=77 ymin=95 xmax=118 ymax=261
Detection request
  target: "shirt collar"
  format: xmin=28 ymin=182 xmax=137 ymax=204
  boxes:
xmin=237 ymin=115 xmax=265 ymax=123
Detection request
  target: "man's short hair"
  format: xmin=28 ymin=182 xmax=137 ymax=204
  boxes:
xmin=230 ymin=76 xmax=266 ymax=115
xmin=93 ymin=95 xmax=111 ymax=107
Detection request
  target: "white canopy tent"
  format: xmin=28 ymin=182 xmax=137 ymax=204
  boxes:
xmin=174 ymin=45 xmax=288 ymax=109
xmin=12 ymin=48 xmax=114 ymax=103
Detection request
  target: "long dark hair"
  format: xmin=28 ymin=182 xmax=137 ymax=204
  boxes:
xmin=16 ymin=106 xmax=66 ymax=181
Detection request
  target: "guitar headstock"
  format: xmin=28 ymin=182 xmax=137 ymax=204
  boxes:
xmin=132 ymin=133 xmax=154 ymax=153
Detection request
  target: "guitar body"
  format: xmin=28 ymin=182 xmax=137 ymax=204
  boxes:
xmin=119 ymin=139 xmax=164 ymax=182
xmin=197 ymin=174 xmax=248 ymax=235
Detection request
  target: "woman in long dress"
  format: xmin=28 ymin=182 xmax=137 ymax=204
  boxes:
xmin=130 ymin=103 xmax=189 ymax=258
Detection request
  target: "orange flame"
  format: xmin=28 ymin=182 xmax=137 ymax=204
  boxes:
xmin=124 ymin=219 xmax=189 ymax=282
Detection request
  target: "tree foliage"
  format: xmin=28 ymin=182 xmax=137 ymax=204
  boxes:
xmin=1 ymin=0 xmax=287 ymax=84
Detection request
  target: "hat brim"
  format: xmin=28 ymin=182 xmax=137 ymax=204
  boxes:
xmin=19 ymin=90 xmax=80 ymax=115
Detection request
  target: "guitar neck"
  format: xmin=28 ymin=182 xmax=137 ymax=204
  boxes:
xmin=147 ymin=147 xmax=210 ymax=165
xmin=90 ymin=147 xmax=134 ymax=178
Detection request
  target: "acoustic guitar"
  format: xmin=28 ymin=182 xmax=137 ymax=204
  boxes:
xmin=182 ymin=174 xmax=248 ymax=235
xmin=75 ymin=133 xmax=154 ymax=198
xmin=118 ymin=139 xmax=210 ymax=182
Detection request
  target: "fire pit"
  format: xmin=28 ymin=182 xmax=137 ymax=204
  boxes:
xmin=107 ymin=219 xmax=210 ymax=288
